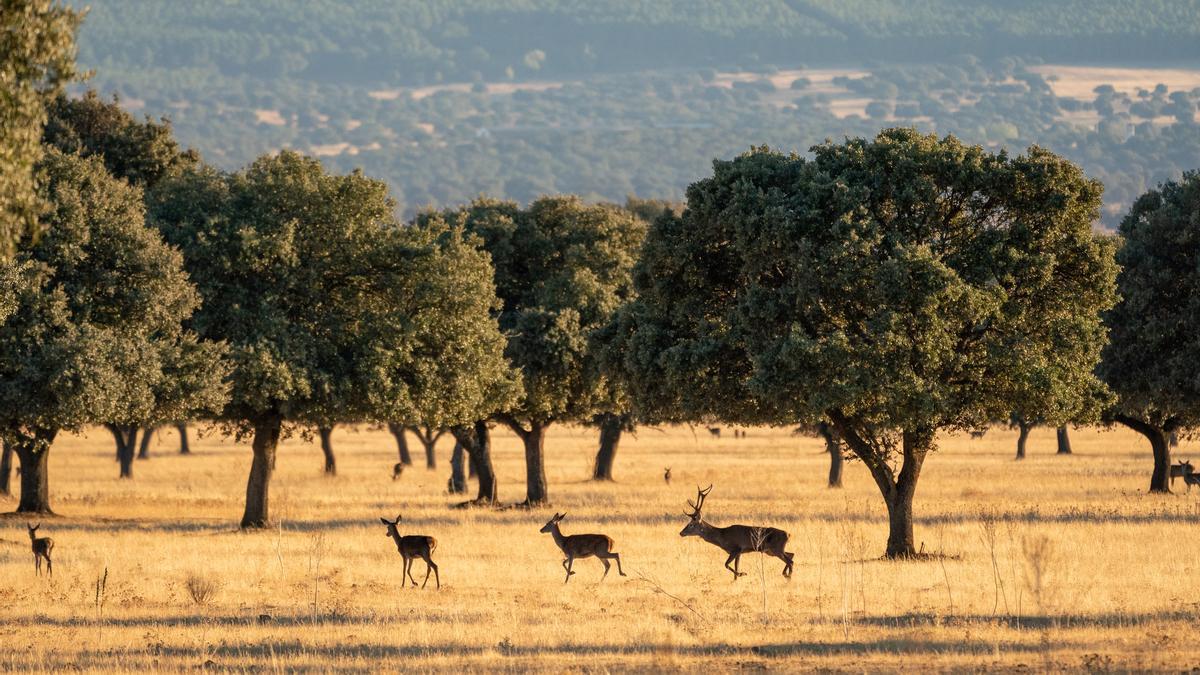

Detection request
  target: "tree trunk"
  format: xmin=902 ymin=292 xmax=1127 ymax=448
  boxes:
xmin=388 ymin=423 xmax=413 ymax=466
xmin=241 ymin=418 xmax=282 ymax=528
xmin=177 ymin=422 xmax=190 ymax=454
xmin=818 ymin=421 xmax=843 ymax=488
xmin=467 ymin=445 xmax=478 ymax=478
xmin=113 ymin=425 xmax=138 ymax=479
xmin=591 ymin=413 xmax=622 ymax=481
xmin=448 ymin=440 xmax=467 ymax=494
xmin=1114 ymin=415 xmax=1172 ymax=493
xmin=421 ymin=432 xmax=438 ymax=470
xmin=1015 ymin=422 xmax=1031 ymax=460
xmin=522 ymin=422 xmax=549 ymax=505
xmin=318 ymin=426 xmax=336 ymax=476
xmin=1056 ymin=426 xmax=1073 ymax=455
xmin=881 ymin=430 xmax=931 ymax=558
xmin=138 ymin=426 xmax=156 ymax=459
xmin=0 ymin=440 xmax=13 ymax=496
xmin=12 ymin=429 xmax=57 ymax=514
xmin=452 ymin=421 xmax=496 ymax=503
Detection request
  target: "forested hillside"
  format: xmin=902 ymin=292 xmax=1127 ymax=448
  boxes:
xmin=71 ymin=1 xmax=1200 ymax=226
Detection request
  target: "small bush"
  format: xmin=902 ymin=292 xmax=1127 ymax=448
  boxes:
xmin=185 ymin=573 xmax=221 ymax=607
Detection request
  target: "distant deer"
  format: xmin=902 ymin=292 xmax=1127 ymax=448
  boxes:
xmin=707 ymin=427 xmax=721 ymax=439
xmin=379 ymin=515 xmax=439 ymax=589
xmin=1181 ymin=463 xmax=1200 ymax=493
xmin=392 ymin=463 xmax=404 ymax=481
xmin=539 ymin=512 xmax=626 ymax=583
xmin=27 ymin=524 xmax=53 ymax=577
xmin=664 ymin=467 xmax=672 ymax=484
xmin=680 ymin=485 xmax=793 ymax=580
xmin=969 ymin=429 xmax=987 ymax=440
xmin=1171 ymin=459 xmax=1194 ymax=487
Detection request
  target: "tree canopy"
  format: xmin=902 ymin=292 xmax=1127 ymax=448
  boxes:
xmin=1100 ymin=171 xmax=1200 ymax=491
xmin=0 ymin=148 xmax=227 ymax=512
xmin=0 ymin=0 xmax=81 ymax=258
xmin=151 ymin=151 xmax=517 ymax=526
xmin=611 ymin=129 xmax=1119 ymax=556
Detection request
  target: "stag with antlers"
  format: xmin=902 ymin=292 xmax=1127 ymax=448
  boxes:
xmin=679 ymin=485 xmax=793 ymax=580
xmin=539 ymin=513 xmax=626 ymax=583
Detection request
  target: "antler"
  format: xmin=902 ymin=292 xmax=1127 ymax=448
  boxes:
xmin=685 ymin=484 xmax=713 ymax=519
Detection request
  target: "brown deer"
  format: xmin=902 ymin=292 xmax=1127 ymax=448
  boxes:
xmin=969 ymin=429 xmax=987 ymax=440
xmin=1170 ymin=459 xmax=1194 ymax=487
xmin=380 ymin=515 xmax=439 ymax=589
xmin=539 ymin=513 xmax=626 ymax=583
xmin=664 ymin=467 xmax=672 ymax=484
xmin=27 ymin=524 xmax=53 ymax=577
xmin=679 ymin=485 xmax=793 ymax=580
xmin=706 ymin=427 xmax=721 ymax=439
xmin=1181 ymin=463 xmax=1200 ymax=493
xmin=391 ymin=463 xmax=404 ymax=481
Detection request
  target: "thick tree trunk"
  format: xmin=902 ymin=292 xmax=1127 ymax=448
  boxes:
xmin=452 ymin=421 xmax=496 ymax=503
xmin=591 ymin=413 xmax=622 ymax=481
xmin=1056 ymin=426 xmax=1073 ymax=455
xmin=1114 ymin=415 xmax=1173 ymax=493
xmin=881 ymin=430 xmax=931 ymax=558
xmin=388 ymin=423 xmax=413 ymax=466
xmin=241 ymin=418 xmax=282 ymax=528
xmin=13 ymin=430 xmax=56 ymax=514
xmin=114 ymin=426 xmax=138 ymax=479
xmin=421 ymin=435 xmax=437 ymax=470
xmin=817 ymin=421 xmax=843 ymax=488
xmin=0 ymin=440 xmax=12 ymax=496
xmin=467 ymin=445 xmax=478 ymax=478
xmin=521 ymin=422 xmax=549 ymax=506
xmin=138 ymin=426 xmax=156 ymax=459
xmin=448 ymin=440 xmax=467 ymax=494
xmin=318 ymin=426 xmax=336 ymax=476
xmin=177 ymin=423 xmax=190 ymax=454
xmin=1015 ymin=422 xmax=1031 ymax=460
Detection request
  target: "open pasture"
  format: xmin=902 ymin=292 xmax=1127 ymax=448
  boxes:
xmin=1 ymin=425 xmax=1198 ymax=672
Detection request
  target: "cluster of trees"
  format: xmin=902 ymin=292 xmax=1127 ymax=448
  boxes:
xmin=4 ymin=4 xmax=1200 ymax=561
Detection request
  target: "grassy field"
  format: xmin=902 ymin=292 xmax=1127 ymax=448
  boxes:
xmin=0 ymin=424 xmax=1198 ymax=672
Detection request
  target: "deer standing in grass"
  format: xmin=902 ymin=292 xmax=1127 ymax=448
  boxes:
xmin=679 ymin=485 xmax=793 ymax=580
xmin=539 ymin=513 xmax=626 ymax=583
xmin=380 ymin=515 xmax=439 ymax=589
xmin=27 ymin=524 xmax=53 ymax=577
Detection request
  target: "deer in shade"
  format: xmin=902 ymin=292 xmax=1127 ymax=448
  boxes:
xmin=27 ymin=524 xmax=53 ymax=577
xmin=380 ymin=515 xmax=439 ymax=589
xmin=679 ymin=485 xmax=793 ymax=580
xmin=539 ymin=513 xmax=626 ymax=583
xmin=1170 ymin=459 xmax=1193 ymax=487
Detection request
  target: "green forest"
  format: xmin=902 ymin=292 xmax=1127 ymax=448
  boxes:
xmin=71 ymin=1 xmax=1200 ymax=226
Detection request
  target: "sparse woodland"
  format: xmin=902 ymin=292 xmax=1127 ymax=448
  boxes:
xmin=2 ymin=1 xmax=1200 ymax=671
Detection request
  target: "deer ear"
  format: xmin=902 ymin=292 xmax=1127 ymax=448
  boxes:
xmin=380 ymin=517 xmax=390 ymax=525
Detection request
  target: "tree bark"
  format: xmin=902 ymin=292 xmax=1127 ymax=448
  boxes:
xmin=12 ymin=429 xmax=57 ymax=514
xmin=177 ymin=422 xmax=190 ymax=454
xmin=1056 ymin=426 xmax=1073 ymax=455
xmin=1015 ymin=422 xmax=1031 ymax=460
xmin=452 ymin=421 xmax=497 ymax=503
xmin=0 ymin=439 xmax=12 ymax=496
xmin=241 ymin=418 xmax=282 ymax=528
xmin=388 ymin=423 xmax=413 ymax=466
xmin=1114 ymin=414 xmax=1173 ymax=493
xmin=110 ymin=425 xmax=139 ymax=479
xmin=591 ymin=413 xmax=622 ymax=481
xmin=817 ymin=421 xmax=843 ymax=488
xmin=318 ymin=426 xmax=336 ymax=476
xmin=138 ymin=426 xmax=156 ymax=459
xmin=413 ymin=426 xmax=443 ymax=470
xmin=448 ymin=440 xmax=467 ymax=494
xmin=520 ymin=422 xmax=549 ymax=505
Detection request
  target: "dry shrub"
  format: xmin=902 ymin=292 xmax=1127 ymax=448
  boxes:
xmin=185 ymin=572 xmax=221 ymax=607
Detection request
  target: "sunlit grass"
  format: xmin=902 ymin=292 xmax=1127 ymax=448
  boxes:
xmin=0 ymin=423 xmax=1197 ymax=671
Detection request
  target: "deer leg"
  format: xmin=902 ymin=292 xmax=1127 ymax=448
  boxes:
xmin=45 ymin=554 xmax=52 ymax=578
xmin=600 ymin=556 xmax=611 ymax=580
xmin=612 ymin=552 xmax=627 ymax=577
xmin=34 ymin=554 xmax=40 ymax=576
xmin=424 ymin=556 xmax=439 ymax=590
xmin=564 ymin=555 xmax=575 ymax=583
xmin=407 ymin=557 xmax=420 ymax=587
xmin=724 ymin=553 xmax=745 ymax=579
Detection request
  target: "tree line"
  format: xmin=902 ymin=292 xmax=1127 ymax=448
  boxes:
xmin=3 ymin=3 xmax=1199 ymax=559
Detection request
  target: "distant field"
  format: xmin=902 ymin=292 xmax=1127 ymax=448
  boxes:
xmin=1 ymin=424 xmax=1198 ymax=671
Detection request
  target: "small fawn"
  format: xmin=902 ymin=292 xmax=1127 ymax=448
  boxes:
xmin=380 ymin=515 xmax=439 ymax=589
xmin=539 ymin=513 xmax=626 ymax=583
xmin=28 ymin=524 xmax=53 ymax=577
xmin=664 ymin=467 xmax=672 ymax=484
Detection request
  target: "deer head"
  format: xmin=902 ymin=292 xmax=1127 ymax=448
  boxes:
xmin=26 ymin=523 xmax=39 ymax=538
xmin=679 ymin=485 xmax=712 ymax=537
xmin=539 ymin=512 xmax=565 ymax=534
xmin=380 ymin=514 xmax=402 ymax=538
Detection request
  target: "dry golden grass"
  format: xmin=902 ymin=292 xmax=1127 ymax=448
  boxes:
xmin=1 ymin=424 xmax=1199 ymax=672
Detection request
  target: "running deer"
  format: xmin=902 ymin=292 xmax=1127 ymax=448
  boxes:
xmin=539 ymin=513 xmax=626 ymax=583
xmin=379 ymin=515 xmax=439 ymax=589
xmin=27 ymin=524 xmax=53 ymax=577
xmin=1170 ymin=459 xmax=1193 ymax=487
xmin=679 ymin=485 xmax=793 ymax=580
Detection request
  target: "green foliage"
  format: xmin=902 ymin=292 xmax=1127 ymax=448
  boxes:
xmin=0 ymin=149 xmax=226 ymax=442
xmin=150 ymin=152 xmax=515 ymax=432
xmin=44 ymin=90 xmax=198 ymax=189
xmin=1101 ymin=172 xmax=1200 ymax=429
xmin=432 ymin=196 xmax=645 ymax=427
xmin=0 ymin=0 xmax=81 ymax=258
